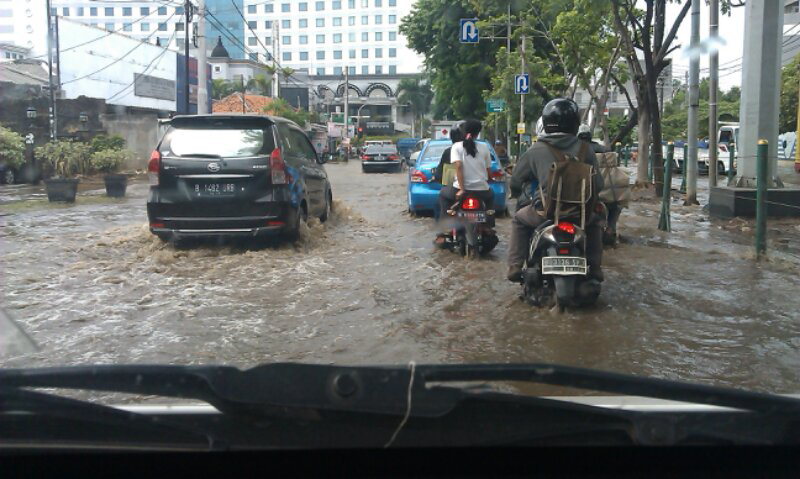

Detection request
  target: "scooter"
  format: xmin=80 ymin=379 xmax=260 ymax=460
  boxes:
xmin=440 ymin=194 xmax=499 ymax=257
xmin=521 ymin=217 xmax=601 ymax=311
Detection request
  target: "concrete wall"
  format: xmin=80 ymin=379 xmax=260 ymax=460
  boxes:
xmin=100 ymin=108 xmax=160 ymax=169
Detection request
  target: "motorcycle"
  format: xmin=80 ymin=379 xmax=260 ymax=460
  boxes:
xmin=521 ymin=216 xmax=601 ymax=311
xmin=440 ymin=194 xmax=499 ymax=257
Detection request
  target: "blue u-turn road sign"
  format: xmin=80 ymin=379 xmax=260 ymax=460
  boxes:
xmin=515 ymin=74 xmax=530 ymax=95
xmin=459 ymin=18 xmax=479 ymax=43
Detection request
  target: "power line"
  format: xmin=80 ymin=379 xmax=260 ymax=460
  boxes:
xmin=61 ymin=10 xmax=178 ymax=85
xmin=106 ymin=30 xmax=178 ymax=101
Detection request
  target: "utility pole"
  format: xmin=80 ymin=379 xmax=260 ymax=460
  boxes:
xmin=197 ymin=0 xmax=208 ymax=114
xmin=506 ymin=1 xmax=512 ymax=158
xmin=183 ymin=0 xmax=192 ymax=113
xmin=708 ymin=0 xmax=719 ymax=186
xmin=272 ymin=24 xmax=280 ymax=98
xmin=344 ymin=67 xmax=349 ymax=145
xmin=686 ymin=0 xmax=700 ymax=205
xmin=45 ymin=0 xmax=57 ymax=140
xmin=519 ymin=35 xmax=525 ymax=153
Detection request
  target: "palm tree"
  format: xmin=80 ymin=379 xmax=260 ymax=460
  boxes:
xmin=246 ymin=74 xmax=271 ymax=96
xmin=397 ymin=75 xmax=434 ymax=137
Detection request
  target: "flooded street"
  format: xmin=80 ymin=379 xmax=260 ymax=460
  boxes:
xmin=2 ymin=161 xmax=800 ymax=395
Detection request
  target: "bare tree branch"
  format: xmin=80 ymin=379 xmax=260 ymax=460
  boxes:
xmin=656 ymin=0 xmax=692 ymax=65
xmin=611 ymin=72 xmax=636 ymax=113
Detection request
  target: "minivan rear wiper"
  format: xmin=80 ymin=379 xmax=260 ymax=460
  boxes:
xmin=178 ymin=153 xmax=222 ymax=159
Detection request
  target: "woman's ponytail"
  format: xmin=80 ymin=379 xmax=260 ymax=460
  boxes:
xmin=461 ymin=119 xmax=482 ymax=157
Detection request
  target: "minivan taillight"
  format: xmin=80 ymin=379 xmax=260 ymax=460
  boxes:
xmin=148 ymin=150 xmax=161 ymax=186
xmin=270 ymin=148 xmax=287 ymax=185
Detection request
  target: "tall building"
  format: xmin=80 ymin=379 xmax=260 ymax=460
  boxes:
xmin=0 ymin=0 xmax=49 ymax=57
xmin=43 ymin=0 xmax=421 ymax=76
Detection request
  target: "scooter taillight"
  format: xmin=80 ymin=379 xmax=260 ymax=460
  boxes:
xmin=461 ymin=197 xmax=481 ymax=210
xmin=556 ymin=221 xmax=575 ymax=234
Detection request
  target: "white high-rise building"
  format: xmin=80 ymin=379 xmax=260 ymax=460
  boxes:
xmin=0 ymin=0 xmax=49 ymax=58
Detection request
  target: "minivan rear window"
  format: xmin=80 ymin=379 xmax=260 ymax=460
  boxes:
xmin=164 ymin=126 xmax=274 ymax=158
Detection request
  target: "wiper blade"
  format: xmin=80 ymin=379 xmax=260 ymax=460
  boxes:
xmin=2 ymin=363 xmax=799 ymax=418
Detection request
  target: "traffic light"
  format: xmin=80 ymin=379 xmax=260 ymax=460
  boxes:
xmin=357 ymin=127 xmax=364 ymax=138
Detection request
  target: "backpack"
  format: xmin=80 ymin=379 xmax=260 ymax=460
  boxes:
xmin=596 ymin=152 xmax=631 ymax=206
xmin=538 ymin=142 xmax=596 ymax=227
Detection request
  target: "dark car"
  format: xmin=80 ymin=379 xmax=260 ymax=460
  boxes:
xmin=147 ymin=115 xmax=332 ymax=241
xmin=361 ymin=145 xmax=402 ymax=173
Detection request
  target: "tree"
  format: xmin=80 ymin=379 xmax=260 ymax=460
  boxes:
xmin=263 ymin=98 xmax=311 ymax=127
xmin=780 ymin=56 xmax=800 ymax=134
xmin=396 ymin=75 xmax=434 ymax=137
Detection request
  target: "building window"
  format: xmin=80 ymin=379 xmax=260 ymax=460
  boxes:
xmin=283 ymin=52 xmax=292 ymax=61
xmin=375 ymin=15 xmax=382 ymax=25
xmin=389 ymin=0 xmax=396 ymax=5
xmin=376 ymin=0 xmax=382 ymax=6
xmin=389 ymin=15 xmax=396 ymax=24
xmin=375 ymin=32 xmax=382 ymax=41
xmin=348 ymin=32 xmax=355 ymax=42
xmin=334 ymin=67 xmax=342 ymax=75
xmin=300 ymin=35 xmax=308 ymax=44
xmin=282 ymin=3 xmax=290 ymax=12
xmin=123 ymin=23 xmax=132 ymax=32
xmin=247 ymin=4 xmax=256 ymax=14
xmin=248 ymin=37 xmax=257 ymax=46
xmin=333 ymin=33 xmax=342 ymax=43
xmin=375 ymin=48 xmax=382 ymax=58
xmin=90 ymin=7 xmax=97 ymax=16
xmin=300 ymin=51 xmax=309 ymax=60
xmin=316 ymin=1 xmax=325 ymax=11
xmin=248 ymin=21 xmax=257 ymax=30
xmin=316 ymin=34 xmax=325 ymax=43
xmin=317 ymin=67 xmax=325 ymax=75
xmin=349 ymin=49 xmax=356 ymax=59
xmin=62 ymin=7 xmax=69 ymax=16
xmin=265 ymin=37 xmax=272 ymax=45
xmin=214 ymin=66 xmax=221 ymax=72
xmin=333 ymin=17 xmax=342 ymax=26
xmin=389 ymin=31 xmax=396 ymax=41
xmin=105 ymin=22 xmax=114 ymax=31
xmin=105 ymin=7 xmax=113 ymax=16
xmin=333 ymin=1 xmax=342 ymax=10
xmin=349 ymin=0 xmax=355 ymax=7
xmin=334 ymin=50 xmax=342 ymax=59
xmin=265 ymin=4 xmax=273 ymax=12
xmin=265 ymin=20 xmax=272 ymax=29
xmin=317 ymin=51 xmax=325 ymax=59
xmin=348 ymin=16 xmax=355 ymax=26
xmin=158 ymin=38 xmax=167 ymax=46
xmin=300 ymin=2 xmax=308 ymax=11
xmin=316 ymin=18 xmax=324 ymax=27
xmin=176 ymin=6 xmax=184 ymax=14
xmin=362 ymin=32 xmax=368 ymax=41
xmin=299 ymin=19 xmax=307 ymax=28
xmin=389 ymin=65 xmax=396 ymax=74
xmin=348 ymin=66 xmax=356 ymax=75
xmin=158 ymin=6 xmax=166 ymax=15
xmin=361 ymin=49 xmax=368 ymax=58
xmin=176 ymin=22 xmax=185 ymax=31
xmin=362 ymin=65 xmax=368 ymax=74
xmin=361 ymin=0 xmax=368 ymax=6
xmin=282 ymin=35 xmax=291 ymax=45
xmin=388 ymin=47 xmax=396 ymax=57
xmin=375 ymin=65 xmax=382 ymax=74
xmin=76 ymin=7 xmax=84 ymax=16
xmin=282 ymin=19 xmax=290 ymax=28
xmin=141 ymin=23 xmax=150 ymax=32
xmin=141 ymin=7 xmax=149 ymax=16
xmin=361 ymin=15 xmax=368 ymax=25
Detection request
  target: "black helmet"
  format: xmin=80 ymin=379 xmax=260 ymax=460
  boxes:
xmin=449 ymin=121 xmax=465 ymax=142
xmin=541 ymin=98 xmax=580 ymax=135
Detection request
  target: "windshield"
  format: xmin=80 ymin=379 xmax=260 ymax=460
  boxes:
xmin=3 ymin=0 xmax=800 ymax=452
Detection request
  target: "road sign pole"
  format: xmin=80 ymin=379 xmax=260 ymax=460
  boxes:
xmin=519 ymin=35 xmax=525 ymax=156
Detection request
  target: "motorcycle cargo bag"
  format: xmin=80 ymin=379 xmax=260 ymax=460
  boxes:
xmin=596 ymin=152 xmax=631 ymax=206
xmin=540 ymin=142 xmax=596 ymax=223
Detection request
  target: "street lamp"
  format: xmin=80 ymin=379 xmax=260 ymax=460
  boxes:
xmin=26 ymin=107 xmax=37 ymax=119
xmin=79 ymin=111 xmax=88 ymax=123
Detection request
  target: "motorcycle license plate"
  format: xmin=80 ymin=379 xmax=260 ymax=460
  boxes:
xmin=458 ymin=211 xmax=486 ymax=223
xmin=541 ymin=256 xmax=587 ymax=275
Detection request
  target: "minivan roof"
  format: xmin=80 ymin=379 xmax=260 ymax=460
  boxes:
xmin=168 ymin=114 xmax=300 ymax=128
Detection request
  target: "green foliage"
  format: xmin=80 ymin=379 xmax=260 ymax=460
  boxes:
xmin=397 ymin=75 xmax=434 ymax=134
xmin=780 ymin=56 xmax=800 ymax=134
xmin=35 ymin=140 xmax=92 ymax=178
xmin=0 ymin=126 xmax=26 ymax=170
xmin=608 ymin=115 xmax=634 ymax=146
xmin=263 ymin=98 xmax=311 ymax=127
xmin=660 ymin=78 xmax=740 ymax=141
xmin=90 ymin=134 xmax=126 ymax=153
xmin=90 ymin=148 xmax=136 ymax=173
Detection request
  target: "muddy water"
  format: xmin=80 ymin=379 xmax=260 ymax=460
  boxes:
xmin=2 ymin=162 xmax=800 ymax=395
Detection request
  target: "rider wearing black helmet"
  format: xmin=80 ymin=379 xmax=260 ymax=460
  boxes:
xmin=431 ymin=122 xmax=465 ymax=220
xmin=507 ymin=98 xmax=604 ymax=283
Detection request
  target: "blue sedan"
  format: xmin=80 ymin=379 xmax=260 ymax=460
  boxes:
xmin=407 ymin=139 xmax=508 ymax=216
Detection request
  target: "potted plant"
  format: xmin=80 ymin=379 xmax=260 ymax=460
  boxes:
xmin=91 ymin=148 xmax=135 ymax=197
xmin=35 ymin=140 xmax=91 ymax=202
xmin=0 ymin=126 xmax=26 ymax=185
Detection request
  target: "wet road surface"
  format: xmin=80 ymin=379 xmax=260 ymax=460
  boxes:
xmin=2 ymin=161 xmax=800 ymax=395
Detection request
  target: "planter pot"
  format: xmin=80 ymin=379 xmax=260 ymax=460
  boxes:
xmin=104 ymin=174 xmax=128 ymax=198
xmin=45 ymin=178 xmax=79 ymax=202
